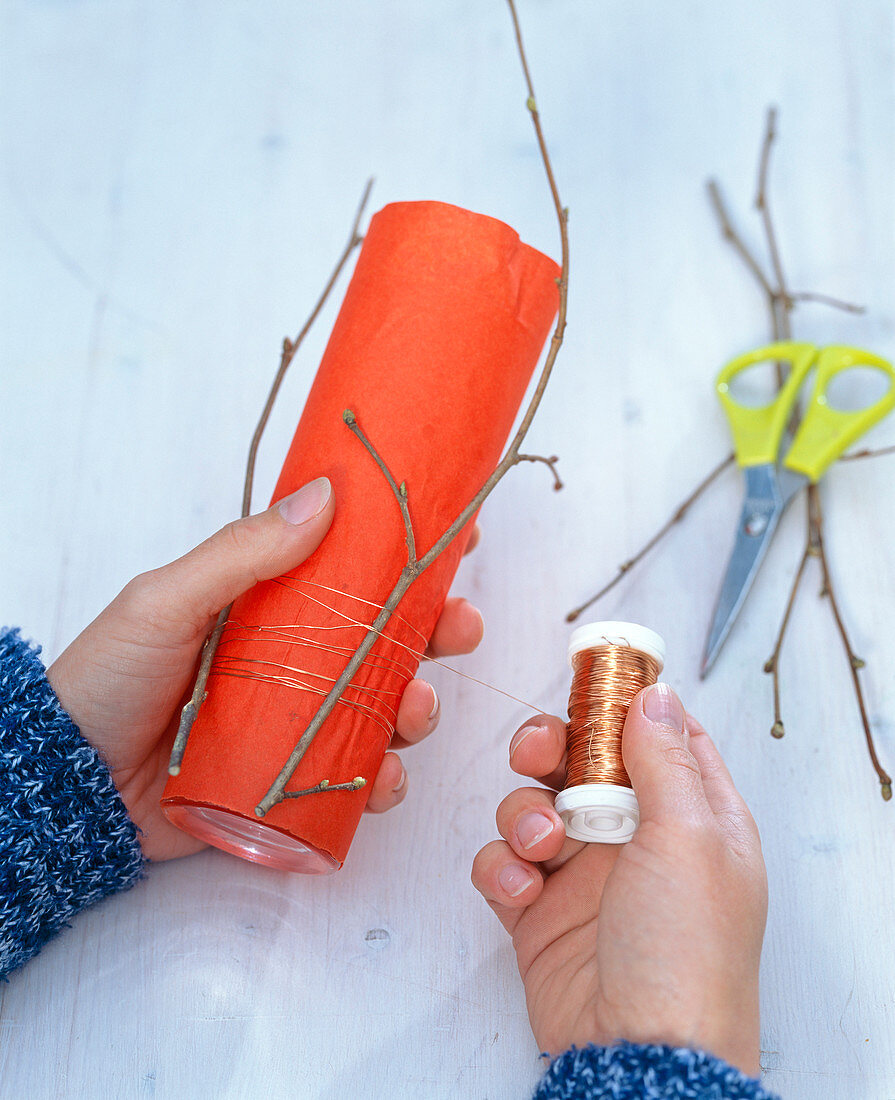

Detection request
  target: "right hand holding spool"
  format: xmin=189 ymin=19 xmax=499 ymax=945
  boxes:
xmin=470 ymin=686 xmax=768 ymax=1078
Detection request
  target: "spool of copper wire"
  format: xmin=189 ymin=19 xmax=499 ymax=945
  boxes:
xmin=555 ymin=621 xmax=666 ymax=844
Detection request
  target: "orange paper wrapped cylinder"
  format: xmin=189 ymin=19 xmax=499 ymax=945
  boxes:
xmin=161 ymin=201 xmax=560 ymax=873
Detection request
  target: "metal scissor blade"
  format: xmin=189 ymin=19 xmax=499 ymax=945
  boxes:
xmin=700 ymin=464 xmax=786 ymax=678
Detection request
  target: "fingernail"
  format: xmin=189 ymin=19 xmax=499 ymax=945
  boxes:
xmin=642 ymin=683 xmax=685 ymax=733
xmin=509 ymin=724 xmax=546 ymax=761
xmin=498 ymin=863 xmax=536 ymax=898
xmin=427 ymin=684 xmax=440 ymax=721
xmin=516 ymin=811 xmax=555 ymax=851
xmin=392 ymin=766 xmax=407 ymax=794
xmin=277 ymin=477 xmax=331 ymax=525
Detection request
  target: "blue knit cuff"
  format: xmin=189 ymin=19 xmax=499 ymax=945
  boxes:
xmin=534 ymin=1042 xmax=780 ymax=1099
xmin=1 ymin=628 xmax=145 ymax=979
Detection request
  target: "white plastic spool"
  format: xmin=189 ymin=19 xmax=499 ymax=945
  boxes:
xmin=554 ymin=621 xmax=666 ymax=844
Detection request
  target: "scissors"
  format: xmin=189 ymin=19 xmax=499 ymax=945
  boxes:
xmin=701 ymin=340 xmax=895 ymax=677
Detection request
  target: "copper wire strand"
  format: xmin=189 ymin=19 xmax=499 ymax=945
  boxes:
xmin=207 ymin=579 xmax=543 ymax=721
xmin=221 ymin=622 xmax=420 ymax=680
xmin=211 ymin=666 xmax=398 ymax=734
xmin=208 ymin=578 xmax=427 ymax=735
xmin=214 ymin=652 xmax=406 ymax=708
xmin=271 ymin=576 xmax=429 ymax=651
xmin=565 ymin=645 xmax=659 ymax=790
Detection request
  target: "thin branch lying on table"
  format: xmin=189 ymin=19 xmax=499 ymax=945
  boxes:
xmin=810 ymin=491 xmax=891 ymax=795
xmin=167 ymin=179 xmax=373 ymax=777
xmin=787 ymin=291 xmax=864 ymax=313
xmin=566 ymin=451 xmax=735 ymax=623
xmin=252 ymin=0 xmax=569 ymax=816
xmin=711 ymin=106 xmax=890 ymax=800
xmin=840 ymin=443 xmax=895 ymax=462
xmin=763 ymin=540 xmax=812 ymax=739
xmin=568 ymin=107 xmax=892 ymax=799
xmin=568 ymin=435 xmax=893 ymax=621
xmin=571 ymin=130 xmax=877 ymax=624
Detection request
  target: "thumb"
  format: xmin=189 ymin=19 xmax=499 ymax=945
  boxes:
xmin=137 ymin=477 xmax=335 ymax=636
xmin=622 ymin=683 xmax=708 ymax=827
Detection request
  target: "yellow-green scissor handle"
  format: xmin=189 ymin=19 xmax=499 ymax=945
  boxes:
xmin=782 ymin=346 xmax=895 ymax=482
xmin=715 ymin=341 xmax=817 ymax=467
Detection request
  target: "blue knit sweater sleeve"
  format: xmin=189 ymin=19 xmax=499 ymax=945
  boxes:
xmin=0 ymin=628 xmax=144 ymax=979
xmin=534 ymin=1043 xmax=780 ymax=1099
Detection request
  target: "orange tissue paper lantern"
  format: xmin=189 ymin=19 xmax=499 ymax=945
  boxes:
xmin=161 ymin=200 xmax=560 ymax=873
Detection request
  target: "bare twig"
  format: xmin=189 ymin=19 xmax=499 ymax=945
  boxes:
xmin=711 ymin=105 xmax=890 ymax=797
xmin=343 ymin=408 xmax=417 ymax=563
xmin=786 ymin=291 xmax=864 ymax=314
xmin=167 ymin=605 xmax=230 ymax=775
xmin=566 ymin=451 xmax=735 ymax=622
xmin=763 ymin=543 xmax=812 ymax=739
xmin=242 ymin=179 xmax=374 ymax=518
xmin=840 ymin=443 xmax=895 ymax=462
xmin=809 ymin=486 xmax=892 ymax=799
xmin=709 ymin=166 xmax=791 ymax=389
xmin=570 ymin=141 xmax=784 ymax=626
xmin=564 ymin=427 xmax=891 ymax=631
xmin=754 ymin=107 xmax=786 ymax=292
xmin=283 ymin=776 xmax=367 ymax=800
xmin=254 ymin=0 xmax=569 ymax=816
xmin=568 ymin=109 xmax=889 ymax=796
xmin=706 ymin=179 xmax=774 ymax=299
xmin=167 ymin=180 xmax=373 ymax=776
xmin=571 ymin=114 xmax=882 ymax=635
xmin=517 ymin=453 xmax=563 ymax=490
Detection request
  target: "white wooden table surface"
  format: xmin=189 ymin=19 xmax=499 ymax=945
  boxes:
xmin=2 ymin=3 xmax=894 ymax=1097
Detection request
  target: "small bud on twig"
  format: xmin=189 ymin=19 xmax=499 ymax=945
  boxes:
xmin=276 ymin=775 xmax=369 ymax=802
xmin=516 ymin=452 xmax=563 ymax=490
